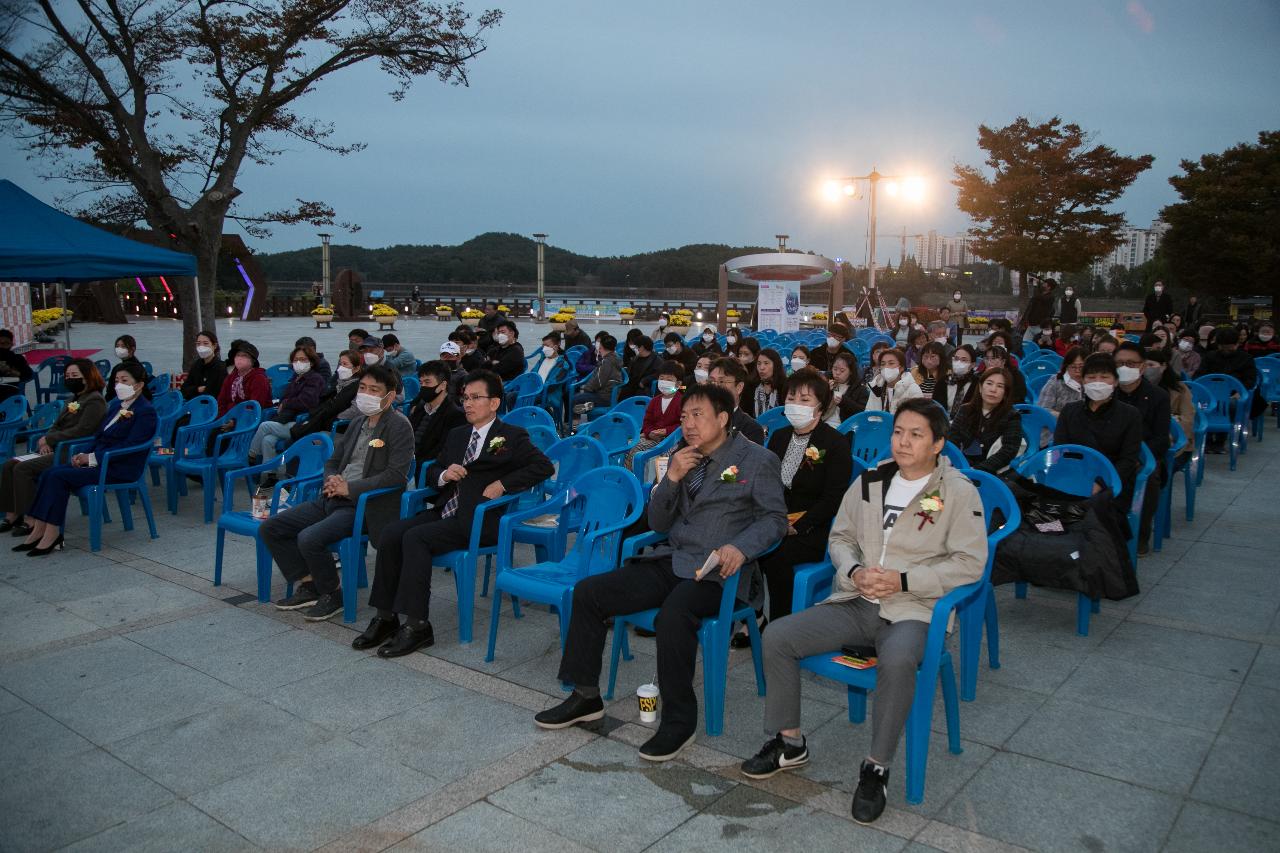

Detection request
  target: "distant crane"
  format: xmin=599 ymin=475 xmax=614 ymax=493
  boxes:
xmin=875 ymin=227 xmax=925 ymax=266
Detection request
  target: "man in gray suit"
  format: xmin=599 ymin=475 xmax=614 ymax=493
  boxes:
xmin=263 ymin=364 xmax=414 ymax=621
xmin=535 ymin=384 xmax=788 ymax=761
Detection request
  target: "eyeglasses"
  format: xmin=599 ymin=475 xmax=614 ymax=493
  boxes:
xmin=461 ymin=394 xmax=493 ymax=403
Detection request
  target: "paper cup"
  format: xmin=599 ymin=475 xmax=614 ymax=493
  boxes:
xmin=636 ymin=683 xmax=659 ymax=723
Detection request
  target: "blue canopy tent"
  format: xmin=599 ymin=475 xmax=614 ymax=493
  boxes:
xmin=0 ymin=179 xmax=199 ymax=349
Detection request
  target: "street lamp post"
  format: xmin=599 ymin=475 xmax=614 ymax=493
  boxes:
xmin=533 ymin=233 xmax=547 ymax=321
xmin=318 ymin=233 xmax=332 ymax=306
xmin=827 ymin=169 xmax=923 ymax=315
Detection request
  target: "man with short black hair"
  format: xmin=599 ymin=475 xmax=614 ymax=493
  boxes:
xmin=708 ymin=357 xmax=765 ymax=444
xmin=809 ymin=323 xmax=850 ymax=374
xmin=663 ymin=332 xmax=696 ymax=373
xmin=619 ymin=335 xmax=659 ymax=399
xmin=347 ymin=328 xmax=370 ymax=352
xmin=536 ymin=384 xmax=787 ymax=762
xmin=486 ymin=319 xmax=525 ymax=381
xmin=1114 ymin=342 xmax=1171 ymax=554
xmin=382 ymin=333 xmax=417 ymax=375
xmin=408 ymin=361 xmax=466 ymax=463
xmin=1053 ymin=353 xmax=1144 ymax=505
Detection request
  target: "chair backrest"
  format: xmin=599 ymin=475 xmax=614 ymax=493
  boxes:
xmin=1132 ymin=443 xmax=1157 ymax=514
xmin=546 ymin=435 xmax=609 ymax=493
xmin=941 ymin=441 xmax=969 ymax=469
xmin=1022 ymin=360 xmax=1058 ymax=383
xmin=1193 ymin=374 xmax=1250 ymax=426
xmin=756 ymin=405 xmax=789 ymax=441
xmin=26 ymin=401 xmax=64 ymax=432
xmin=565 ymin=466 xmax=646 ymax=574
xmin=961 ymin=469 xmax=1022 ymax=582
xmin=146 ymin=373 xmax=171 ymax=396
xmin=1168 ymin=416 xmax=1188 ymax=460
xmin=564 ymin=345 xmax=587 ymax=365
xmin=526 ymin=424 xmax=559 ymax=453
xmin=400 ymin=374 xmax=420 ymax=402
xmin=140 ymin=360 xmax=155 ymax=375
xmin=1014 ymin=443 xmax=1121 ymax=497
xmin=94 ymin=358 xmax=112 ymax=379
xmin=850 ymin=339 xmax=870 ymax=360
xmin=609 ymin=395 xmax=651 ymax=431
xmin=1022 ymin=341 xmax=1041 ymax=357
xmin=1012 ymin=403 xmax=1056 ymax=457
xmin=838 ymin=410 xmax=893 ymax=466
xmin=151 ymin=390 xmax=183 ymax=420
xmin=265 ymin=364 xmax=294 ymax=400
xmin=633 ymin=427 xmax=682 ymax=487
xmin=0 ymin=395 xmax=29 ymax=422
xmin=1026 ymin=372 xmax=1052 ymax=402
xmin=504 ymin=405 xmax=557 ymax=433
xmin=1256 ymin=359 xmax=1280 ymax=398
xmin=184 ymin=394 xmax=220 ymax=427
xmin=1186 ymin=380 xmax=1213 ymax=416
xmin=585 ymin=412 xmax=640 ymax=460
xmin=1026 ymin=350 xmax=1063 ymax=369
xmin=282 ymin=431 xmax=334 ymax=475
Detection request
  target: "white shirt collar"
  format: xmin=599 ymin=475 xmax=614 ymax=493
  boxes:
xmin=469 ymin=416 xmax=497 ymax=450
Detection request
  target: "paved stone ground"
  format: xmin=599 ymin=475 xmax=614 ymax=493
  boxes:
xmin=2 ymin=321 xmax=1278 ymax=852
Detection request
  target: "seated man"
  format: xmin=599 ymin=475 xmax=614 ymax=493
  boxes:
xmin=1053 ymin=352 xmax=1143 ymax=506
xmin=382 ymin=333 xmax=417 ymax=376
xmin=407 ymin=360 xmax=467 ymax=465
xmin=486 ymin=319 xmax=526 ymax=382
xmin=572 ymin=334 xmax=622 ymax=417
xmin=355 ymin=370 xmax=554 ymax=657
xmin=807 ymin=322 xmax=850 ymax=374
xmin=707 ymin=357 xmax=766 ymax=444
xmin=618 ymin=335 xmax=660 ymax=399
xmin=535 ymin=385 xmax=787 ymax=761
xmin=742 ymin=398 xmax=986 ymax=825
xmin=1113 ymin=342 xmax=1170 ymax=553
xmin=263 ymin=365 xmax=414 ymax=621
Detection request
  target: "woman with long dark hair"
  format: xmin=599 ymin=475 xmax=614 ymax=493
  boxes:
xmin=751 ymin=349 xmax=786 ymax=417
xmin=1036 ymin=346 xmax=1086 ymax=416
xmin=949 ymin=367 xmax=1023 ymax=473
xmin=909 ymin=341 xmax=949 ymax=400
xmin=180 ymin=329 xmax=225 ymax=400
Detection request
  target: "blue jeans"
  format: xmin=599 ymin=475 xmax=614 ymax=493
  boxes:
xmin=250 ymin=421 xmax=293 ymax=459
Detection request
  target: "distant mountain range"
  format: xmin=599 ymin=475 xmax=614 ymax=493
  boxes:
xmin=254 ymin=232 xmax=780 ymax=289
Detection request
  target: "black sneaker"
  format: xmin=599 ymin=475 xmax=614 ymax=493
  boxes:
xmin=302 ymin=591 xmax=343 ymax=622
xmin=740 ymin=734 xmax=809 ymax=779
xmin=274 ymin=582 xmax=318 ymax=611
xmin=638 ymin=727 xmax=695 ymax=762
xmin=534 ymin=693 xmax=605 ymax=730
xmin=851 ymin=759 xmax=889 ymax=825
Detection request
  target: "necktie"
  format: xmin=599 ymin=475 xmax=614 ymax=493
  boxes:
xmin=442 ymin=429 xmax=481 ymax=518
xmin=686 ymin=457 xmax=712 ymax=501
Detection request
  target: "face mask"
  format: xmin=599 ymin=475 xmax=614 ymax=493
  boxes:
xmin=1084 ymin=381 xmax=1114 ymax=401
xmin=1116 ymin=365 xmax=1141 ymax=384
xmin=1261 ymin=334 xmax=1274 ymax=343
xmin=899 ymin=320 xmax=908 ymax=327
xmin=657 ymin=319 xmax=667 ymax=328
xmin=114 ymin=382 xmax=135 ymax=400
xmin=114 ymin=347 xmax=129 ymax=359
xmin=419 ymin=383 xmax=440 ymax=399
xmin=64 ymin=378 xmax=85 ymax=394
xmin=657 ymin=380 xmax=678 ymax=396
xmin=1178 ymin=340 xmax=1193 ymax=352
xmin=542 ymin=345 xmax=556 ymax=358
xmin=496 ymin=333 xmax=510 ymax=346
xmin=336 ymin=366 xmax=355 ymax=381
xmin=783 ymin=403 xmax=816 ymax=428
xmin=726 ymin=335 xmax=738 ymax=346
xmin=630 ymin=344 xmax=639 ymax=354
xmin=826 ymin=336 xmax=839 ymax=349
xmin=953 ymin=293 xmax=961 ymax=301
xmin=234 ymin=357 xmax=252 ymax=372
xmin=702 ymin=333 xmax=714 ymax=343
xmin=693 ymin=368 xmax=709 ymax=382
xmin=196 ymin=345 xmax=213 ymax=359
xmin=1143 ymin=366 xmax=1164 ymax=384
xmin=881 ymin=366 xmax=901 ymax=383
xmin=790 ymin=357 xmax=808 ymax=370
xmin=355 ymin=392 xmax=387 ymax=416
xmin=668 ymin=344 xmax=680 ymax=354
xmin=952 ymin=360 xmax=971 ymax=376
xmin=362 ymin=351 xmax=380 ymax=366
xmin=292 ymin=360 xmax=310 ymax=374
xmin=1154 ymin=286 xmax=1163 ymax=294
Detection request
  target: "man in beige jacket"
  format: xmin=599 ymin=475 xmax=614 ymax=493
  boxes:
xmin=740 ymin=398 xmax=988 ymax=825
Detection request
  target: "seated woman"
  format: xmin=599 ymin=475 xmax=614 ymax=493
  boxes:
xmin=105 ymin=334 xmax=150 ymax=400
xmin=247 ymin=344 xmax=327 ymax=464
xmin=749 ymin=349 xmax=786 ymax=417
xmin=692 ymin=354 xmax=713 ymax=384
xmin=949 ymin=367 xmax=1024 ymax=473
xmin=864 ymin=347 xmax=922 ymax=414
xmin=288 ymin=350 xmax=364 ymax=440
xmin=861 ymin=341 xmax=891 ymax=385
xmin=1145 ymin=347 xmax=1195 ymax=466
xmin=903 ymin=328 xmax=929 ymax=370
xmin=180 ymin=329 xmax=225 ymax=401
xmin=1036 ymin=346 xmax=1086 ymax=415
xmin=1053 ymin=353 xmax=1143 ymax=506
xmin=217 ymin=341 xmax=272 ymax=419
xmin=787 ymin=345 xmax=810 ymax=373
xmin=977 ymin=345 xmax=1027 ymax=403
xmin=624 ymin=361 xmax=684 ymax=470
xmin=824 ymin=351 xmax=868 ymax=426
xmin=940 ymin=345 xmax=979 ymax=419
xmin=909 ymin=341 xmax=948 ymax=400
xmin=1 ymin=359 xmax=108 ymax=535
xmin=15 ymin=364 xmax=157 ymax=556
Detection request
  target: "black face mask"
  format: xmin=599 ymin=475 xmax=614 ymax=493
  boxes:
xmin=64 ymin=378 xmax=86 ymax=394
xmin=418 ymin=384 xmax=441 ymax=400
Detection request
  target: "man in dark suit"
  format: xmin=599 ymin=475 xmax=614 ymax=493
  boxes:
xmin=263 ymin=365 xmax=414 ymax=621
xmin=535 ymin=384 xmax=787 ymax=762
xmin=408 ymin=360 xmax=466 ymax=464
xmin=356 ymin=369 xmax=555 ymax=657
xmin=708 ymin=357 xmax=765 ymax=444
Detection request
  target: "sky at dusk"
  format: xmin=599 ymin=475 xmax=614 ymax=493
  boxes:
xmin=1 ymin=0 xmax=1277 ymax=265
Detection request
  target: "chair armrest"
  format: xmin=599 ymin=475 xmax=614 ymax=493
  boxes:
xmin=96 ymin=440 xmax=157 ymax=487
xmin=57 ymin=437 xmax=95 ymax=464
xmin=271 ymin=473 xmax=322 ymax=513
xmin=496 ymin=491 xmax=571 ymax=571
xmin=573 ymin=496 xmax=645 ymax=575
xmin=621 ymin=529 xmax=667 ymax=562
xmin=212 ymin=421 xmax=258 ymax=457
xmin=923 ymin=580 xmax=984 ymax=660
xmin=220 ymin=452 xmax=300 ymax=512
xmin=352 ymin=485 xmax=406 ymax=540
xmin=465 ymin=491 xmax=526 ymax=555
xmin=400 ymin=486 xmax=439 ymax=518
xmin=793 ymin=560 xmax=836 ymax=611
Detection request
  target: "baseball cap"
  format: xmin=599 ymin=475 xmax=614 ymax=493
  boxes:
xmin=358 ymin=336 xmax=382 ymax=349
xmin=439 ymin=341 xmax=461 ymax=356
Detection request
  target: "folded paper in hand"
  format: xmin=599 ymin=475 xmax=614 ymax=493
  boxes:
xmin=695 ymin=551 xmax=720 ymax=581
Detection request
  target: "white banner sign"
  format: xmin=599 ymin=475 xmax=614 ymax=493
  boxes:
xmin=757 ymin=281 xmax=801 ymax=332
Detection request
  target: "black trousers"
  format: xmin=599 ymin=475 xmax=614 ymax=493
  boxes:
xmin=557 ymin=555 xmax=723 ymax=734
xmin=758 ymin=531 xmax=827 ymax=623
xmin=369 ymin=511 xmax=471 ymax=621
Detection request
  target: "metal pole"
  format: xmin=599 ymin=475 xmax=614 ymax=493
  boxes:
xmin=61 ymin=283 xmax=71 ymax=351
xmin=868 ymin=171 xmax=879 ymax=296
xmin=192 ymin=277 xmax=203 ymax=331
xmin=533 ymin=233 xmax=547 ymax=321
xmin=319 ymin=233 xmax=332 ymax=306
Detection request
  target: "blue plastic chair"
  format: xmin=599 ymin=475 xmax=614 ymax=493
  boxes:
xmin=1021 ymin=360 xmax=1058 ymax=387
xmin=0 ymin=397 xmax=31 ymax=460
xmin=1021 ymin=341 xmax=1041 ymax=358
xmin=213 ymin=434 xmax=334 ymax=601
xmin=838 ymin=410 xmax=893 ymax=467
xmin=504 ymin=373 xmax=544 ymax=412
xmin=632 ymin=428 xmax=682 ymax=487
xmin=1012 ymin=403 xmax=1056 ymax=464
xmin=34 ymin=356 xmax=71 ymax=403
xmin=399 ymin=375 xmax=420 ymax=414
xmin=69 ymin=429 xmax=162 ymax=552
xmin=504 ymin=405 xmax=557 ymax=435
xmin=1026 ymin=372 xmax=1052 ymax=404
xmin=941 ymin=441 xmax=969 ymax=469
xmin=93 ymin=358 xmax=111 ymax=380
xmin=604 ymin=531 xmax=768 ymax=736
xmin=1154 ymin=418 xmax=1188 ymax=552
xmin=1191 ymin=374 xmax=1251 ymax=470
xmin=326 ymin=464 xmax=414 ymax=624
xmin=170 ymin=400 xmax=262 ymax=521
xmin=486 ymin=467 xmax=645 ymax=661
xmin=584 ymin=412 xmax=640 ymax=466
xmin=1255 ymin=357 xmax=1280 ymax=433
xmin=146 ymin=374 xmax=171 ymax=397
xmin=0 ymin=394 xmax=28 ymax=423
xmin=1011 ymin=444 xmax=1122 ymax=636
xmin=609 ymin=395 xmax=651 ymax=432
xmin=501 ymin=435 xmax=610 ymax=572
xmin=265 ymin=364 xmax=294 ymax=400
xmin=148 ymin=395 xmax=218 ymax=486
xmin=525 ymin=424 xmax=558 ymax=454
xmin=1128 ymin=444 xmax=1157 ymax=566
xmin=13 ymin=401 xmax=63 ymax=450
xmin=1181 ymin=407 xmax=1208 ymax=520
xmin=756 ymin=405 xmax=789 ymax=442
xmin=582 ymin=368 xmax=629 ymax=422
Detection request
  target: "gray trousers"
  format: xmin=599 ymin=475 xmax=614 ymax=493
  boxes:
xmin=763 ymin=597 xmax=928 ymax=763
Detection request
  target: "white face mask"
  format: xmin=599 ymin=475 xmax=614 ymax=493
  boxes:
xmin=881 ymin=366 xmax=901 ymax=383
xmin=355 ymin=392 xmax=387 ymax=416
xmin=1116 ymin=365 xmax=1141 ymax=384
xmin=784 ymin=403 xmax=816 ymax=428
xmin=630 ymin=344 xmax=639 ymax=354
xmin=790 ymin=357 xmax=808 ymax=370
xmin=114 ymin=382 xmax=135 ymax=400
xmin=542 ymin=345 xmax=556 ymax=359
xmin=899 ymin=320 xmax=908 ymax=327
xmin=953 ymin=293 xmax=962 ymax=301
xmin=693 ymin=368 xmax=709 ymax=382
xmin=1154 ymin=286 xmax=1163 ymax=294
xmin=114 ymin=347 xmax=130 ymax=359
xmin=657 ymin=379 xmax=678 ymax=396
xmin=726 ymin=335 xmax=738 ymax=346
xmin=1063 ymin=373 xmax=1081 ymax=391
xmin=826 ymin=336 xmax=839 ymax=349
xmin=657 ymin=319 xmax=667 ymax=328
xmin=1084 ymin=381 xmax=1114 ymax=401
xmin=1178 ymin=340 xmax=1193 ymax=352
xmin=1065 ymin=290 xmax=1074 ymax=298
xmin=336 ymin=366 xmax=355 ymax=381
xmin=195 ymin=345 xmax=213 ymax=359
xmin=496 ymin=333 xmax=510 ymax=346
xmin=952 ymin=360 xmax=972 ymax=376
xmin=292 ymin=360 xmax=310 ymax=375
xmin=362 ymin=351 xmax=380 ymax=366
xmin=702 ymin=334 xmax=714 ymax=343
xmin=1260 ymin=333 xmax=1274 ymax=343
xmin=1143 ymin=366 xmax=1165 ymax=384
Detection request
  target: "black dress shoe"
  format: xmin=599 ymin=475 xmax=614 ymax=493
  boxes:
xmin=352 ymin=616 xmax=400 ymax=650
xmin=26 ymin=535 xmax=64 ymax=557
xmin=8 ymin=521 xmax=31 ymax=537
xmin=376 ymin=623 xmax=434 ymax=658
xmin=639 ymin=727 xmax=695 ymax=762
xmin=12 ymin=540 xmax=39 ymax=552
xmin=533 ymin=693 xmax=605 ymax=729
xmin=0 ymin=518 xmax=15 ymax=534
